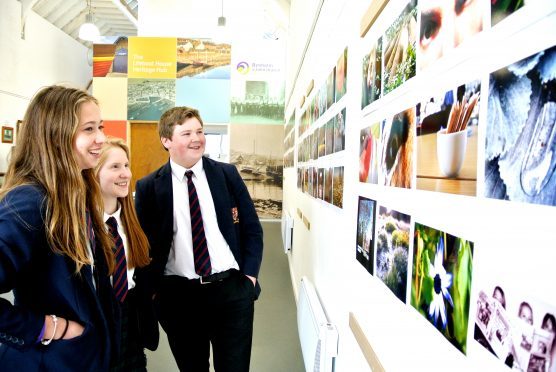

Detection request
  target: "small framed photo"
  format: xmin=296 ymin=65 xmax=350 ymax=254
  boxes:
xmin=2 ymin=126 xmax=14 ymax=144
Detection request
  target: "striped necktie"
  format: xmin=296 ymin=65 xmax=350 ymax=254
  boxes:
xmin=106 ymin=216 xmax=128 ymax=303
xmin=185 ymin=170 xmax=212 ymax=276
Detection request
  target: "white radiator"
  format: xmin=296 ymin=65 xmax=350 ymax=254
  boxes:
xmin=297 ymin=277 xmax=338 ymax=372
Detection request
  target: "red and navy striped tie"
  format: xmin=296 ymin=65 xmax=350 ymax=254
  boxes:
xmin=106 ymin=216 xmax=128 ymax=303
xmin=185 ymin=170 xmax=212 ymax=276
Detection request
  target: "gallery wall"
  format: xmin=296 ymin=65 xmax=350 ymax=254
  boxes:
xmin=0 ymin=0 xmax=90 ymax=173
xmin=284 ymin=0 xmax=556 ymax=370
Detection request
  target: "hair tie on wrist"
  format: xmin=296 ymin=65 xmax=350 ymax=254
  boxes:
xmin=60 ymin=319 xmax=70 ymax=340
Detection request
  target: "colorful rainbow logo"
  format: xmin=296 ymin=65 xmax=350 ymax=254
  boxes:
xmin=236 ymin=61 xmax=250 ymax=74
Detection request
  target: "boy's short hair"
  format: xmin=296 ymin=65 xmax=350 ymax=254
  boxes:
xmin=158 ymin=106 xmax=204 ymax=140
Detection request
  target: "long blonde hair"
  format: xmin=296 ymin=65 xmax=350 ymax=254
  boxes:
xmin=0 ymin=85 xmax=114 ymax=274
xmin=95 ymin=137 xmax=151 ymax=269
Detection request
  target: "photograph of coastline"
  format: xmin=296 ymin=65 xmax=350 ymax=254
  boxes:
xmin=176 ymin=38 xmax=231 ymax=79
xmin=485 ymin=45 xmax=556 ymax=207
xmin=230 ymin=123 xmax=283 ymax=219
xmin=411 ymin=223 xmax=474 ymax=354
xmin=127 ymin=78 xmax=175 ymax=121
xmin=376 ymin=207 xmax=411 ymax=303
xmin=231 ymin=80 xmax=285 ymax=124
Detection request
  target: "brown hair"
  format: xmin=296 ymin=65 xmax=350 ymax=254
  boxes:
xmin=158 ymin=106 xmax=204 ymax=143
xmin=0 ymin=85 xmax=114 ymax=274
xmin=95 ymin=137 xmax=151 ymax=269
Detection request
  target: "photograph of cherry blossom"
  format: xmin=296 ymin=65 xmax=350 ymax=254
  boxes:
xmin=362 ymin=36 xmax=382 ymax=109
xmin=380 ymin=107 xmax=415 ymax=188
xmin=376 ymin=207 xmax=411 ymax=303
xmin=356 ymin=196 xmax=377 ymax=274
xmin=332 ymin=166 xmax=344 ymax=208
xmin=383 ymin=0 xmax=417 ymax=95
xmin=485 ymin=45 xmax=556 ymax=207
xmin=473 ymin=283 xmax=556 ymax=371
xmin=335 ymin=47 xmax=348 ymax=102
xmin=359 ymin=122 xmax=382 ymax=184
xmin=492 ymin=0 xmax=525 ymax=26
xmin=411 ymin=223 xmax=474 ymax=354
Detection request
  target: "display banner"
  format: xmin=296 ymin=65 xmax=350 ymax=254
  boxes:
xmin=128 ymin=37 xmax=177 ymax=79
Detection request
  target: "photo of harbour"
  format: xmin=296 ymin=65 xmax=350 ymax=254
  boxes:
xmin=127 ymin=78 xmax=175 ymax=121
xmin=176 ymin=38 xmax=231 ymax=79
xmin=230 ymin=123 xmax=284 ymax=219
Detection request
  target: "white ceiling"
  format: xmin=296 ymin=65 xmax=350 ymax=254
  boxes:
xmin=22 ymin=0 xmax=290 ymax=45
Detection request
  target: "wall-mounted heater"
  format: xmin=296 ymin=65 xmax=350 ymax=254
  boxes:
xmin=297 ymin=277 xmax=338 ymax=372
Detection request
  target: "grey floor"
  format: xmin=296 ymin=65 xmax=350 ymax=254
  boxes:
xmin=146 ymin=221 xmax=304 ymax=372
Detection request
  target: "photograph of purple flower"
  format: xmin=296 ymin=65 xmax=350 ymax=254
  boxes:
xmin=411 ymin=223 xmax=474 ymax=354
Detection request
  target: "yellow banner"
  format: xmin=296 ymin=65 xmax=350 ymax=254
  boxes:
xmin=128 ymin=37 xmax=177 ymax=78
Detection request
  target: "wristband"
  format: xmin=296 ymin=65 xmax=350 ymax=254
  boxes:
xmin=40 ymin=315 xmax=57 ymax=346
xmin=60 ymin=318 xmax=69 ymax=340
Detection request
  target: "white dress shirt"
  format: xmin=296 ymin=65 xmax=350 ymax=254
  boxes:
xmin=104 ymin=205 xmax=136 ymax=289
xmin=164 ymin=159 xmax=239 ymax=279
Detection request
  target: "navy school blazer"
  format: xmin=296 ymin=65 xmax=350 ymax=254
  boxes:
xmin=134 ymin=157 xmax=264 ymax=347
xmin=0 ymin=185 xmax=120 ymax=372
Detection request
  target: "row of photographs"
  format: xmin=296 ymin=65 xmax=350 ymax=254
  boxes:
xmin=298 ymin=48 xmax=348 ymax=136
xmin=297 ymin=108 xmax=346 ymax=163
xmin=296 ymin=166 xmax=344 ymax=209
xmin=361 ymin=0 xmax=527 ymax=110
xmin=357 ymin=44 xmax=556 ymax=207
xmin=94 ymin=37 xmax=232 ymax=80
xmin=355 ymin=196 xmax=556 ymax=371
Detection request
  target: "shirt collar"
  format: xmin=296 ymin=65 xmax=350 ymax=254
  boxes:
xmin=170 ymin=158 xmax=204 ymax=181
xmin=103 ymin=203 xmax=122 ymax=223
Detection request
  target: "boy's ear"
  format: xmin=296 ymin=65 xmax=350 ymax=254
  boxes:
xmin=161 ymin=137 xmax=171 ymax=150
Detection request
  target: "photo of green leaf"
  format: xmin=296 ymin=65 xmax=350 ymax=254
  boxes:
xmin=411 ymin=223 xmax=474 ymax=354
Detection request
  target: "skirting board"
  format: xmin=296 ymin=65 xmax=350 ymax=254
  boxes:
xmin=349 ymin=312 xmax=385 ymax=372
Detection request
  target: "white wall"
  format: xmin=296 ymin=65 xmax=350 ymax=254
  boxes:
xmin=0 ymin=0 xmax=90 ymax=172
xmin=284 ymin=0 xmax=556 ymax=371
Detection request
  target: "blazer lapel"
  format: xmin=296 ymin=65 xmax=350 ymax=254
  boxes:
xmin=203 ymin=158 xmax=233 ymax=240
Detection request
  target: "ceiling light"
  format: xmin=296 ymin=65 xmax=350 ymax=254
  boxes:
xmin=79 ymin=0 xmax=100 ymax=42
xmin=217 ymin=0 xmax=226 ymax=27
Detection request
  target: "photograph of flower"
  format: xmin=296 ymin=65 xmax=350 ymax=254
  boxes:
xmin=376 ymin=207 xmax=411 ymax=303
xmin=416 ymin=80 xmax=481 ymax=196
xmin=362 ymin=37 xmax=382 ymax=109
xmin=491 ymin=0 xmax=525 ymax=26
xmin=334 ymin=108 xmax=346 ymax=153
xmin=485 ymin=45 xmax=556 ymax=207
xmin=383 ymin=0 xmax=417 ymax=95
xmin=380 ymin=107 xmax=415 ymax=188
xmin=411 ymin=223 xmax=474 ymax=354
xmin=473 ymin=283 xmax=556 ymax=371
xmin=335 ymin=47 xmax=348 ymax=102
xmin=356 ymin=196 xmax=377 ymax=274
xmin=418 ymin=0 xmax=484 ymax=71
xmin=333 ymin=166 xmax=344 ymax=208
xmin=359 ymin=122 xmax=381 ymax=184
